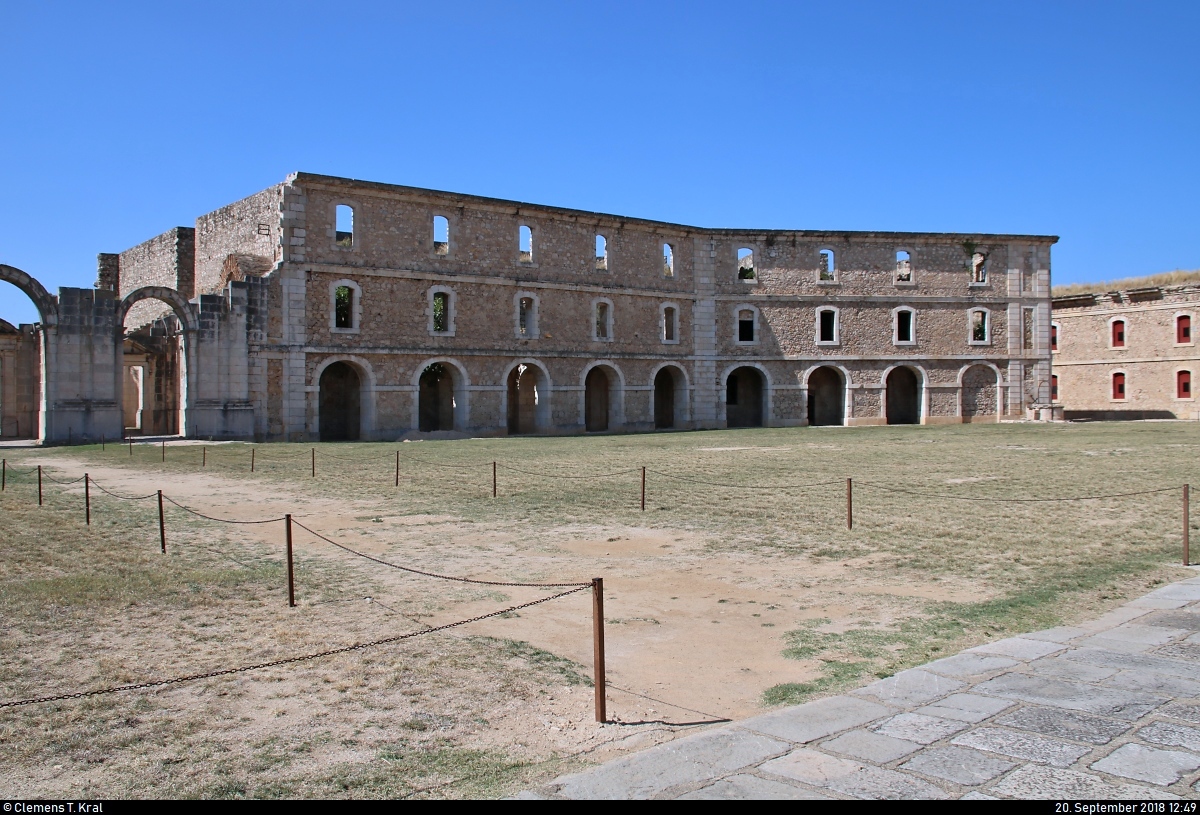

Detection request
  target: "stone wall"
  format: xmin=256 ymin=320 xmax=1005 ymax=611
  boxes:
xmin=0 ymin=321 xmax=40 ymax=438
xmin=194 ymin=186 xmax=283 ymax=297
xmin=117 ymin=227 xmax=195 ymax=329
xmin=1053 ymin=284 xmax=1200 ymax=420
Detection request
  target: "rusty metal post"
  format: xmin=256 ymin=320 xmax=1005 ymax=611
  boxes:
xmin=203 ymin=447 xmax=206 ymax=468
xmin=1185 ymin=484 xmax=1191 ymax=567
xmin=161 ymin=439 xmax=165 ymax=462
xmin=101 ymin=434 xmax=105 ymax=451
xmin=129 ymin=438 xmax=133 ymax=457
xmin=592 ymin=577 xmax=607 ymax=723
xmin=2 ymin=459 xmax=6 ymax=492
xmin=641 ymin=467 xmax=646 ymax=512
xmin=395 ymin=450 xmax=400 ymax=487
xmin=286 ymin=513 xmax=296 ymax=608
xmin=493 ymin=461 xmax=497 ymax=498
xmin=85 ymin=473 xmax=91 ymax=525
xmin=158 ymin=490 xmax=166 ymax=554
xmin=251 ymin=448 xmax=255 ymax=472
xmin=846 ymin=477 xmax=853 ymax=531
xmin=37 ymin=465 xmax=42 ymax=506
xmin=311 ymin=448 xmax=315 ymax=478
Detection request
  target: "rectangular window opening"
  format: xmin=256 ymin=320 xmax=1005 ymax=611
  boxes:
xmin=334 ymin=285 xmax=353 ymax=328
xmin=971 ymin=253 xmax=987 ymax=284
xmin=519 ymin=297 xmax=534 ymax=336
xmin=738 ymin=310 xmax=755 ymax=342
xmin=595 ymin=303 xmax=609 ymax=339
xmin=433 ymin=292 xmax=449 ymax=333
xmin=896 ymin=310 xmax=913 ymax=343
xmin=1113 ymin=372 xmax=1126 ymax=400
xmin=336 ymin=205 xmax=354 ymax=248
xmin=1178 ymin=316 xmax=1192 ymax=344
xmin=819 ymin=250 xmax=835 ymax=281
xmin=596 ymin=235 xmax=608 ymax=271
xmin=738 ymin=248 xmax=755 ymax=280
xmin=1051 ymin=324 xmax=1058 ymax=351
xmin=664 ymin=307 xmax=677 ymax=342
xmin=819 ymin=310 xmax=836 ymax=343
xmin=1112 ymin=320 xmax=1125 ymax=347
xmin=1179 ymin=371 xmax=1192 ymax=399
xmin=519 ymin=225 xmax=533 ymax=263
xmin=895 ymin=250 xmax=912 ymax=283
xmin=663 ymin=244 xmax=674 ymax=278
xmin=1051 ymin=375 xmax=1059 ymax=402
xmin=971 ymin=311 xmax=988 ymax=343
xmin=433 ymin=215 xmax=449 ymax=255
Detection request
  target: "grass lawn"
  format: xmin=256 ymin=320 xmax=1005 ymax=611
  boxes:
xmin=0 ymin=420 xmax=1196 ymax=797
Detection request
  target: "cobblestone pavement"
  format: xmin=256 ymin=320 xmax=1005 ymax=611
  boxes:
xmin=523 ymin=574 xmax=1200 ymax=800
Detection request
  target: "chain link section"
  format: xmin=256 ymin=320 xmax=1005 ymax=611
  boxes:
xmin=161 ymin=494 xmax=286 ymax=524
xmin=0 ymin=585 xmax=589 ymax=710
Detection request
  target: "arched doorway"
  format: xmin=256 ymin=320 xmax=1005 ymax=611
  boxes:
xmin=418 ymin=363 xmax=455 ymax=431
xmin=585 ymin=367 xmax=611 ymax=432
xmin=807 ymin=366 xmax=845 ymax=427
xmin=886 ymin=366 xmax=921 ymax=425
xmin=961 ymin=364 xmax=999 ymax=422
xmin=654 ymin=367 xmax=687 ymax=429
xmin=320 ymin=362 xmax=361 ymax=441
xmin=118 ymin=286 xmax=197 ymax=438
xmin=507 ymin=363 xmax=544 ymax=435
xmin=726 ymin=366 xmax=764 ymax=428
xmin=0 ymin=266 xmax=57 ymax=442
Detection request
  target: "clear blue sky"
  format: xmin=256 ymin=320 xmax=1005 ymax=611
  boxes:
xmin=2 ymin=1 xmax=1197 ymax=325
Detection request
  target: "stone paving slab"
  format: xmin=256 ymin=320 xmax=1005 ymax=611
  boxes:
xmin=525 ymin=577 xmax=1200 ymax=800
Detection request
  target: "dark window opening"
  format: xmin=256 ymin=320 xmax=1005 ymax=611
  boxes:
xmin=738 ymin=248 xmax=755 ymax=280
xmin=433 ymin=292 xmax=449 ymax=333
xmin=896 ymin=310 xmax=913 ymax=343
xmin=336 ymin=205 xmax=354 ymax=248
xmin=334 ymin=285 xmax=353 ymax=328
xmin=595 ymin=302 xmax=609 ymax=339
xmin=1178 ymin=316 xmax=1191 ymax=344
xmin=1051 ymin=324 xmax=1058 ymax=351
xmin=971 ymin=311 xmax=988 ymax=342
xmin=819 ymin=309 xmax=836 ymax=343
xmin=1051 ymin=375 xmax=1059 ymax=402
xmin=664 ymin=306 xmax=677 ymax=342
xmin=1113 ymin=372 xmax=1126 ymax=399
xmin=738 ymin=310 xmax=755 ymax=342
xmin=1179 ymin=371 xmax=1192 ymax=399
xmin=1112 ymin=320 xmax=1125 ymax=347
xmin=519 ymin=297 xmax=535 ymax=336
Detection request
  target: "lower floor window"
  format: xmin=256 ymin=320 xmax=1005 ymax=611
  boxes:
xmin=1112 ymin=372 xmax=1125 ymax=399
xmin=1179 ymin=370 xmax=1192 ymax=399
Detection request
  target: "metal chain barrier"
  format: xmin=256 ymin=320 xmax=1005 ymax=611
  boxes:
xmin=0 ymin=585 xmax=590 ymax=710
xmin=39 ymin=472 xmax=87 ymax=486
xmin=161 ymin=494 xmax=286 ymax=525
xmin=290 ymin=519 xmax=591 ymax=587
xmin=88 ymin=479 xmax=158 ymax=501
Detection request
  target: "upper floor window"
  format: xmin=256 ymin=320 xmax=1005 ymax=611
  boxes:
xmin=428 ymin=286 xmax=456 ymax=336
xmin=330 ymin=279 xmax=361 ymax=334
xmin=1051 ymin=322 xmax=1059 ymax=352
xmin=1178 ymin=370 xmax=1192 ymax=399
xmin=1112 ymin=372 xmax=1126 ymax=400
xmin=663 ymin=244 xmax=675 ymax=278
xmin=517 ymin=294 xmax=539 ymax=338
xmin=433 ymin=215 xmax=449 ymax=256
xmin=335 ymin=205 xmax=354 ymax=248
xmin=738 ymin=248 xmax=756 ymax=280
xmin=519 ymin=225 xmax=533 ymax=263
xmin=970 ymin=252 xmax=988 ymax=285
xmin=737 ymin=308 xmax=756 ymax=343
xmin=1051 ymin=375 xmax=1059 ymax=402
xmin=662 ymin=305 xmax=679 ymax=344
xmin=895 ymin=250 xmax=912 ymax=283
xmin=817 ymin=307 xmax=839 ymax=344
xmin=894 ymin=307 xmax=915 ymax=345
xmin=596 ymin=235 xmax=608 ymax=271
xmin=1178 ymin=315 xmax=1192 ymax=345
xmin=818 ymin=249 xmax=836 ymax=282
xmin=1111 ymin=319 xmax=1126 ymax=348
xmin=593 ymin=299 xmax=613 ymax=341
xmin=969 ymin=309 xmax=990 ymax=344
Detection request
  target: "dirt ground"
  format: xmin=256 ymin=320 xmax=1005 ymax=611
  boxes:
xmin=1 ymin=422 xmax=1196 ymax=797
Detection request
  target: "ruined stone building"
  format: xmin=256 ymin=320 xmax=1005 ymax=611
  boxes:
xmin=1052 ymin=280 xmax=1200 ymax=420
xmin=0 ymin=173 xmax=1057 ymax=443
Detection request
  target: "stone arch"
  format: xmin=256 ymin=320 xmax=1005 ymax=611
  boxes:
xmin=116 ymin=286 xmax=198 ymax=333
xmin=311 ymin=355 xmax=377 ymax=440
xmin=580 ymin=361 xmax=626 ymax=432
xmin=0 ymin=264 xmax=57 ymax=325
xmin=805 ymin=365 xmax=847 ymax=427
xmin=721 ymin=362 xmax=771 ymax=428
xmin=410 ymin=357 xmax=471 ymax=432
xmin=115 ymin=286 xmax=199 ymax=437
xmin=883 ymin=364 xmax=924 ymax=425
xmin=649 ymin=362 xmax=690 ymax=429
xmin=503 ymin=358 xmax=552 ymax=434
xmin=960 ymin=362 xmax=1002 ymax=422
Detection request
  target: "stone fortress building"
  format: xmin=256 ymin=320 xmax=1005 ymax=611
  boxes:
xmin=0 ymin=173 xmax=1057 ymax=443
xmin=1052 ymin=279 xmax=1199 ymax=421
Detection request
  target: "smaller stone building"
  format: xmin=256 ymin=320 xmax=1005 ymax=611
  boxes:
xmin=1052 ymin=279 xmax=1199 ymax=420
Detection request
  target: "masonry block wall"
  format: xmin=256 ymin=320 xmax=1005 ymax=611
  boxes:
xmin=1052 ymin=284 xmax=1200 ymax=420
xmin=0 ymin=322 xmax=41 ymax=438
xmin=117 ymin=227 xmax=196 ymax=329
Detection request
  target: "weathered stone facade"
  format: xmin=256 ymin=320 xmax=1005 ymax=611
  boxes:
xmin=0 ymin=172 xmax=1057 ymax=442
xmin=1052 ymin=283 xmax=1200 ymax=420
